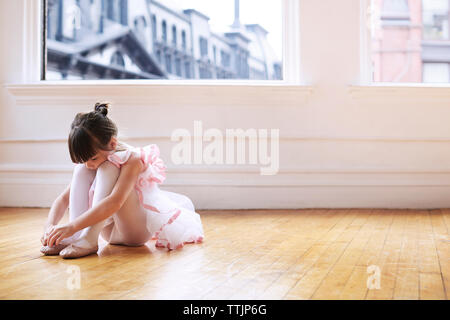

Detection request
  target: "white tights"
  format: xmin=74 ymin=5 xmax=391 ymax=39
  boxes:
xmin=68 ymin=161 xmax=151 ymax=249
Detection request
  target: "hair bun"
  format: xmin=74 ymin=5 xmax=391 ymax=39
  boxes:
xmin=94 ymin=102 xmax=110 ymax=116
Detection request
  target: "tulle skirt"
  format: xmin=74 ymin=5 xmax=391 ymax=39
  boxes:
xmin=139 ymin=185 xmax=204 ymax=250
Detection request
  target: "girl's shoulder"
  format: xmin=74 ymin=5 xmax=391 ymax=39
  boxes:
xmin=107 ymin=143 xmax=166 ymax=184
xmin=125 ymin=149 xmax=144 ymax=169
xmin=107 ymin=142 xmax=165 ymax=171
xmin=106 ymin=141 xmax=135 ymax=168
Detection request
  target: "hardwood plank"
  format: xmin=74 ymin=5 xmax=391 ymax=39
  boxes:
xmin=366 ymin=211 xmax=407 ymax=300
xmin=393 ymin=267 xmax=419 ymax=300
xmin=419 ymin=273 xmax=446 ymax=300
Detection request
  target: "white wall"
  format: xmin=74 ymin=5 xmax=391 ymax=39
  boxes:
xmin=1 ymin=0 xmax=450 ymax=209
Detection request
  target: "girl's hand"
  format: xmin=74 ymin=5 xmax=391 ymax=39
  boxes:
xmin=41 ymin=224 xmax=56 ymax=246
xmin=47 ymin=223 xmax=76 ymax=247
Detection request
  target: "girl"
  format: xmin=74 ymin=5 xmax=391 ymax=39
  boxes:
xmin=40 ymin=103 xmax=204 ymax=259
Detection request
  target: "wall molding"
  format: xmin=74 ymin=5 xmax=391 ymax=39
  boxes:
xmin=3 ymin=175 xmax=450 ymax=208
xmin=3 ymin=163 xmax=450 ymax=179
xmin=5 ymin=82 xmax=314 ymax=107
xmin=4 ymin=134 xmax=450 ymax=143
xmin=348 ymin=85 xmax=450 ymax=102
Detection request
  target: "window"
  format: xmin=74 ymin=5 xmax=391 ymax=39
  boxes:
xmin=423 ymin=62 xmax=450 ymax=82
xmin=184 ymin=61 xmax=191 ymax=78
xmin=62 ymin=0 xmax=81 ymax=40
xmin=199 ymin=65 xmax=212 ymax=78
xmin=423 ymin=0 xmax=449 ymax=40
xmin=151 ymin=15 xmax=157 ymax=41
xmin=44 ymin=0 xmax=283 ymax=80
xmin=134 ymin=16 xmax=147 ymax=45
xmin=165 ymin=53 xmax=172 ymax=73
xmin=172 ymin=25 xmax=177 ymax=47
xmin=175 ymin=57 xmax=182 ymax=76
xmin=111 ymin=51 xmax=125 ymax=67
xmin=370 ymin=0 xmax=450 ymax=83
xmin=106 ymin=0 xmax=127 ymax=25
xmin=221 ymin=50 xmax=230 ymax=68
xmin=156 ymin=49 xmax=162 ymax=63
xmin=181 ymin=30 xmax=187 ymax=51
xmin=162 ymin=20 xmax=167 ymax=43
xmin=199 ymin=37 xmax=208 ymax=57
xmin=106 ymin=0 xmax=117 ymax=21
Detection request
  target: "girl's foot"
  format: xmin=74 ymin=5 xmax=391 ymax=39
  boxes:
xmin=59 ymin=243 xmax=99 ymax=259
xmin=40 ymin=243 xmax=69 ymax=256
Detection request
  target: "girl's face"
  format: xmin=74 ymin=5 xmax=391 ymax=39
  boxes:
xmin=84 ymin=151 xmax=109 ymax=170
xmin=84 ymin=137 xmax=117 ymax=170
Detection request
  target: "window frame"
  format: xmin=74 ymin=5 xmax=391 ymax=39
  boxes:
xmin=31 ymin=0 xmax=302 ymax=85
xmin=360 ymin=0 xmax=373 ymax=85
xmin=17 ymin=0 xmax=450 ymax=89
xmin=360 ymin=0 xmax=450 ymax=87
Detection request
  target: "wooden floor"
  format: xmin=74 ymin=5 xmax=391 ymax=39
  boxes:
xmin=0 ymin=208 xmax=448 ymax=300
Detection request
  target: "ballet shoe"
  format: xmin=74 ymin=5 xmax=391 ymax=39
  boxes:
xmin=40 ymin=243 xmax=69 ymax=256
xmin=59 ymin=244 xmax=99 ymax=259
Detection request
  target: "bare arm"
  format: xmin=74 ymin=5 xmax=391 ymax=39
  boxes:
xmin=46 ymin=183 xmax=70 ymax=226
xmin=41 ymin=183 xmax=70 ymax=245
xmin=47 ymin=155 xmax=143 ymax=247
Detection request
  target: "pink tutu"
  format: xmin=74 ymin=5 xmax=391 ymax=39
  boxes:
xmin=88 ymin=143 xmax=204 ymax=250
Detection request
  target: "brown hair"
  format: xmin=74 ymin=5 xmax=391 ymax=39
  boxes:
xmin=68 ymin=102 xmax=124 ymax=163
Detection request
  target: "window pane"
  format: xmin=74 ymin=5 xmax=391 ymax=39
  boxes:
xmin=45 ymin=0 xmax=282 ymax=80
xmin=370 ymin=0 xmax=450 ymax=83
xmin=423 ymin=62 xmax=450 ymax=81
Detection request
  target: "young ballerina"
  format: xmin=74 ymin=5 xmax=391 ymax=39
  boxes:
xmin=40 ymin=102 xmax=204 ymax=259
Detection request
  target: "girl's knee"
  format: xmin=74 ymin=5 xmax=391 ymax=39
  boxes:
xmin=97 ymin=160 xmax=120 ymax=177
xmin=73 ymin=163 xmax=96 ymax=179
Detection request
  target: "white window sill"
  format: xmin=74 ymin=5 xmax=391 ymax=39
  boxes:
xmin=351 ymin=82 xmax=450 ymax=88
xmin=5 ymin=80 xmax=314 ymax=107
xmin=349 ymin=83 xmax=450 ymax=102
xmin=5 ymin=79 xmax=310 ymax=87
